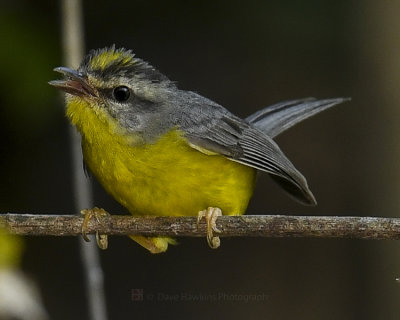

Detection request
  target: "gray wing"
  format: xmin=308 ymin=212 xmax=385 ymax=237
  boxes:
xmin=177 ymin=92 xmax=316 ymax=205
xmin=246 ymin=97 xmax=350 ymax=138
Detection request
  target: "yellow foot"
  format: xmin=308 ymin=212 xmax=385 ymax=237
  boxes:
xmin=197 ymin=207 xmax=222 ymax=249
xmin=81 ymin=207 xmax=110 ymax=250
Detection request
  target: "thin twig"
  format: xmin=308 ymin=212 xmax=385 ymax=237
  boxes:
xmin=1 ymin=214 xmax=400 ymax=239
xmin=59 ymin=1 xmax=107 ymax=319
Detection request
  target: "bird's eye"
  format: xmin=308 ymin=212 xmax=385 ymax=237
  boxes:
xmin=113 ymin=86 xmax=131 ymax=102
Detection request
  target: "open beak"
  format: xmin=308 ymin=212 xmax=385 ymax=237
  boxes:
xmin=49 ymin=67 xmax=97 ymax=97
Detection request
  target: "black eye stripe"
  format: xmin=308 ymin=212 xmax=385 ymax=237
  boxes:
xmin=112 ymin=86 xmax=131 ymax=102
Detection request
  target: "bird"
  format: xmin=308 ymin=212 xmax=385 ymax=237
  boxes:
xmin=50 ymin=46 xmax=348 ymax=253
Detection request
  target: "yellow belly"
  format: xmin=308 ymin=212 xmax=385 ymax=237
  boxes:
xmin=67 ymin=98 xmax=257 ymax=218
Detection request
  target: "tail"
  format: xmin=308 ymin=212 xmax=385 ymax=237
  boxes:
xmin=129 ymin=236 xmax=178 ymax=253
xmin=246 ymin=97 xmax=350 ymax=138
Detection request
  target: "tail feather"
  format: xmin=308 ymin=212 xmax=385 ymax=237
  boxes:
xmin=246 ymin=97 xmax=350 ymax=138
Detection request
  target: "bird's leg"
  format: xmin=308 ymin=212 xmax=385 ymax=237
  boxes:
xmin=81 ymin=207 xmax=110 ymax=250
xmin=197 ymin=207 xmax=222 ymax=249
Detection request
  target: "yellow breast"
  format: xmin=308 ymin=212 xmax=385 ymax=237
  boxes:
xmin=66 ymin=98 xmax=257 ymax=217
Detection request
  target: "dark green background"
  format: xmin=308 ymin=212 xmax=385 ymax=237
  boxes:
xmin=1 ymin=1 xmax=400 ymax=319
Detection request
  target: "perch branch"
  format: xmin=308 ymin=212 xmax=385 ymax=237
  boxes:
xmin=1 ymin=214 xmax=400 ymax=239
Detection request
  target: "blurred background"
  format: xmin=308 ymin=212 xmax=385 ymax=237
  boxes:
xmin=1 ymin=1 xmax=400 ymax=319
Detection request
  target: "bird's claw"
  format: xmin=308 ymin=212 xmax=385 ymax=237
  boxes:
xmin=81 ymin=207 xmax=110 ymax=250
xmin=197 ymin=207 xmax=222 ymax=249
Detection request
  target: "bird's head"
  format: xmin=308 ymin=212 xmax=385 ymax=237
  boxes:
xmin=50 ymin=46 xmax=176 ymax=136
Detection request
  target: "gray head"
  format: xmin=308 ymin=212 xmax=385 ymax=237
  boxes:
xmin=50 ymin=46 xmax=179 ymax=138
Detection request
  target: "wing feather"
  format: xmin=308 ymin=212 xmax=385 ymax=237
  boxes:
xmin=180 ymin=99 xmax=316 ymax=205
